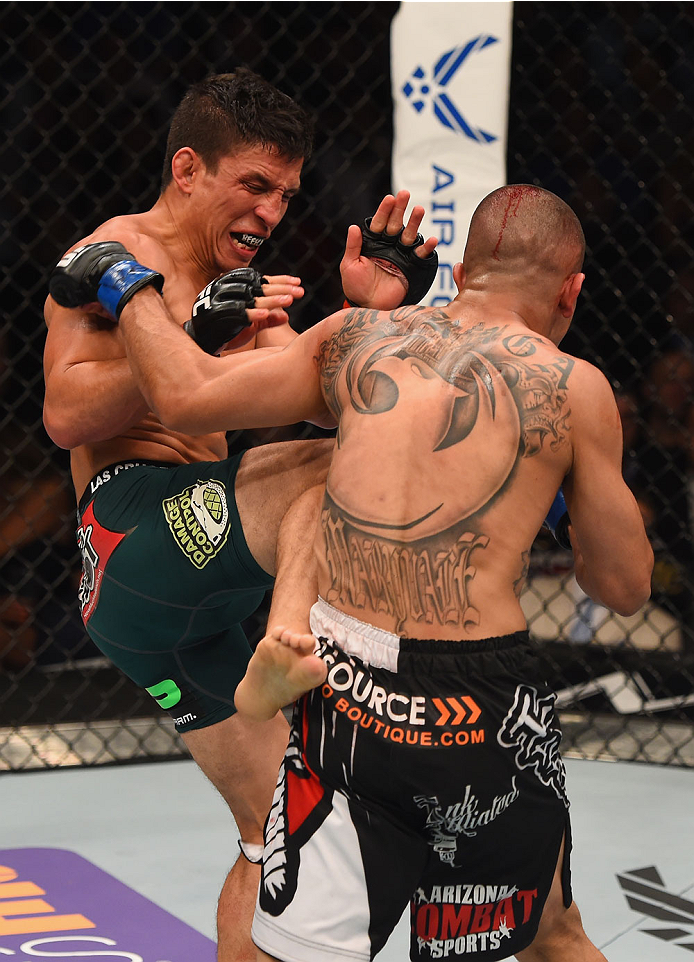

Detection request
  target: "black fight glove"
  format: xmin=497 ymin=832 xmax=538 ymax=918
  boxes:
xmin=183 ymin=268 xmax=267 ymax=355
xmin=358 ymin=216 xmax=439 ymax=305
xmin=49 ymin=242 xmax=164 ymax=319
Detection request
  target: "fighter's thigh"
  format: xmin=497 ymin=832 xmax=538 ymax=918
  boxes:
xmin=235 ymin=439 xmax=333 ymax=576
xmin=182 ymin=709 xmax=289 ymax=841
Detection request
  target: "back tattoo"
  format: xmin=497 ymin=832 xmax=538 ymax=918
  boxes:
xmin=316 ymin=306 xmax=574 ymax=632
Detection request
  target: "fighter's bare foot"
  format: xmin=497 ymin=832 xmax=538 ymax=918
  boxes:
xmin=234 ymin=625 xmax=327 ymax=721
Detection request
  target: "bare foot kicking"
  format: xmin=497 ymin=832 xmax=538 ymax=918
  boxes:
xmin=235 ymin=625 xmax=327 ymax=721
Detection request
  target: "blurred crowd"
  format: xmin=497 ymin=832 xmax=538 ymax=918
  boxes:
xmin=616 ymin=344 xmax=694 ymax=650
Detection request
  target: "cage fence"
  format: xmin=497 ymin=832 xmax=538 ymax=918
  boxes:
xmin=1 ymin=1 xmax=693 ymax=771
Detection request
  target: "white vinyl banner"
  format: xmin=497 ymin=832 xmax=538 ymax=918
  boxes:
xmin=391 ymin=1 xmax=513 ymax=305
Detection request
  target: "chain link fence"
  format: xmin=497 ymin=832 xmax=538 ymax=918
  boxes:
xmin=1 ymin=2 xmax=693 ymax=770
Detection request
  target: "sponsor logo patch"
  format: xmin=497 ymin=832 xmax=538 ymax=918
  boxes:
xmin=326 ymin=688 xmax=485 ymax=748
xmin=413 ymin=880 xmax=536 ymax=957
xmin=162 ymin=479 xmax=230 ymax=569
xmin=415 ymin=777 xmax=520 ymax=863
xmin=319 ymin=647 xmax=485 ymax=748
xmin=145 ymin=677 xmax=205 ymax=729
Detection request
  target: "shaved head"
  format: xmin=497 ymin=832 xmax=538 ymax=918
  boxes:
xmin=463 ymin=185 xmax=585 ymax=283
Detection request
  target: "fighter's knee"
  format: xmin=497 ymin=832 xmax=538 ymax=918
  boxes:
xmin=549 ymin=900 xmax=585 ymax=938
xmin=232 ymin=809 xmax=268 ymax=846
xmin=523 ymin=901 xmax=590 ymax=958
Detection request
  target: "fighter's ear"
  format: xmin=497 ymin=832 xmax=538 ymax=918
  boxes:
xmin=558 ymin=272 xmax=584 ymax=318
xmin=453 ymin=262 xmax=466 ymax=294
xmin=170 ymin=147 xmax=202 ymax=195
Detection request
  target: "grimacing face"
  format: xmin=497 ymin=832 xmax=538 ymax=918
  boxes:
xmin=190 ymin=144 xmax=303 ymax=274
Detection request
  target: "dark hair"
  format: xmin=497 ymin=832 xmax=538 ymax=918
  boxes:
xmin=161 ymin=68 xmax=314 ymax=189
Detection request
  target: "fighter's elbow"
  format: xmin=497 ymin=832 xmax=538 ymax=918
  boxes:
xmin=147 ymin=387 xmax=208 ymax=436
xmin=609 ymin=583 xmax=651 ymax=617
xmin=622 ymin=552 xmax=655 ymax=615
xmin=43 ymin=406 xmax=84 ymax=449
xmin=602 ymin=561 xmax=653 ymax=616
xmin=162 ymin=412 xmax=210 ymax=436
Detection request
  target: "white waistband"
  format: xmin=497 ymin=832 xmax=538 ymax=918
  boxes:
xmin=309 ymin=597 xmax=400 ymax=672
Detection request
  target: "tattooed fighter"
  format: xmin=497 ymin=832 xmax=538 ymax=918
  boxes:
xmin=57 ymin=186 xmax=652 ymax=962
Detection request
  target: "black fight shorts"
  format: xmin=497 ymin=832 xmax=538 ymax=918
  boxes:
xmin=252 ymin=598 xmax=572 ymax=962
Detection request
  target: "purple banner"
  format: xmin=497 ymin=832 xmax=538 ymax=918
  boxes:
xmin=0 ymin=848 xmax=216 ymax=960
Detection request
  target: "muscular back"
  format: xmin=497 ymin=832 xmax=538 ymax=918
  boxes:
xmin=314 ymin=305 xmax=576 ymax=640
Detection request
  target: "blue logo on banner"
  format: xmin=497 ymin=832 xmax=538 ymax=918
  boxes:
xmin=402 ymin=36 xmax=499 ymax=143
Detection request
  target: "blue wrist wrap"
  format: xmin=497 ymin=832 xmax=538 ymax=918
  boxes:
xmin=544 ymin=488 xmax=567 ymax=531
xmin=543 ymin=488 xmax=572 ymax=550
xmin=97 ymin=260 xmax=164 ymax=319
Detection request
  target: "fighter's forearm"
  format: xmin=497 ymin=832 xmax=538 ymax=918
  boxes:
xmin=118 ymin=288 xmax=218 ymax=430
xmin=119 ymin=287 xmax=321 ymax=436
xmin=571 ymin=524 xmax=653 ymax=616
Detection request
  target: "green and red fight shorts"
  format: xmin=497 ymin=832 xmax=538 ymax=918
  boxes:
xmin=76 ymin=457 xmax=273 ymax=732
